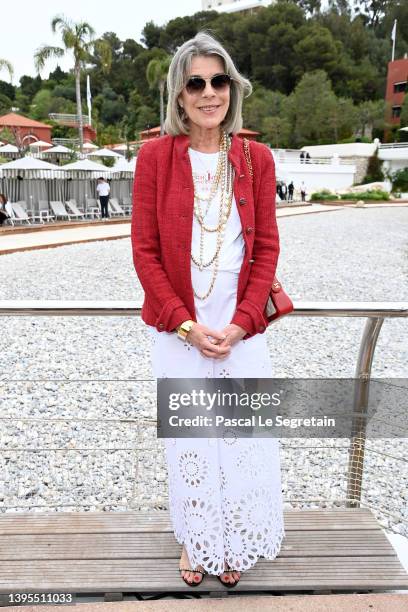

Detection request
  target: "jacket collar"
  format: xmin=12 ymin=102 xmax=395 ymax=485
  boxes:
xmin=174 ymin=132 xmax=243 ymax=173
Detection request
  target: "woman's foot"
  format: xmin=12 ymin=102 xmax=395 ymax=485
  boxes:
xmin=179 ymin=544 xmax=206 ymax=585
xmin=218 ymin=560 xmax=241 ymax=586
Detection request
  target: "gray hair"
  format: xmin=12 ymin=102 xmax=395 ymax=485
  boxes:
xmin=164 ymin=30 xmax=252 ymax=136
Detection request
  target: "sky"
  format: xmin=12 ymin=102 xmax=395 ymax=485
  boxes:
xmin=1 ymin=0 xmax=202 ymax=84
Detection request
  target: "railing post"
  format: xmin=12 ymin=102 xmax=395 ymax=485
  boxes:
xmin=346 ymin=317 xmax=384 ymax=507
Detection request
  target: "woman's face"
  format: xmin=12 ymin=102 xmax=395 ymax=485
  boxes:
xmin=178 ymin=55 xmax=230 ymax=132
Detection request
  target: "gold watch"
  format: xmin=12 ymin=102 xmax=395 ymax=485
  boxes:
xmin=176 ymin=320 xmax=195 ymax=341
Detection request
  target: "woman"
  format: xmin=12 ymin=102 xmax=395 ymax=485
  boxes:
xmin=131 ymin=31 xmax=285 ymax=587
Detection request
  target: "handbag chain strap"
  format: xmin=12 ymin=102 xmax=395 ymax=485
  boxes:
xmin=243 ymin=137 xmax=253 ymax=183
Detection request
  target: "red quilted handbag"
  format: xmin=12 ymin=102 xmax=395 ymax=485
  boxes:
xmin=243 ymin=137 xmax=294 ymax=323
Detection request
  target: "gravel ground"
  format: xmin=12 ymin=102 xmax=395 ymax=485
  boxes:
xmin=0 ymin=206 xmax=407 ymax=538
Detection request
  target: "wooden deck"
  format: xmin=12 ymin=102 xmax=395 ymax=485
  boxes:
xmin=0 ymin=508 xmax=407 ymax=598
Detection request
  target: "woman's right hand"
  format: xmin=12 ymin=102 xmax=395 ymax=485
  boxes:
xmin=186 ymin=323 xmax=231 ymax=360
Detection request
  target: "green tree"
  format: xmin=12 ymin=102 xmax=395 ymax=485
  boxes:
xmin=262 ymin=115 xmax=291 ymax=148
xmin=0 ymin=93 xmax=12 ymax=114
xmin=362 ymin=150 xmax=384 ymax=183
xmin=0 ymin=59 xmax=13 ymax=82
xmin=289 ymin=69 xmax=338 ymax=145
xmin=34 ymin=15 xmax=111 ymax=151
xmin=355 ymin=99 xmax=386 ymax=139
xmin=146 ymin=54 xmax=172 ymax=135
xmin=0 ymin=80 xmax=15 ymax=101
xmin=293 ymin=24 xmax=341 ymax=80
xmin=141 ymin=21 xmax=163 ymax=49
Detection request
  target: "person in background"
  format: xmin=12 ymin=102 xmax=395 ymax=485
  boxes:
xmin=276 ymin=181 xmax=283 ymax=201
xmin=299 ymin=151 xmax=305 ymax=164
xmin=0 ymin=194 xmax=11 ymax=225
xmin=281 ymin=181 xmax=288 ymax=202
xmin=288 ymin=181 xmax=294 ymax=202
xmin=300 ymin=181 xmax=307 ymax=202
xmin=96 ymin=177 xmax=110 ymax=219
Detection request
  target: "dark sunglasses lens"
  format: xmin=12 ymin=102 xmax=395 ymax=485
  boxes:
xmin=211 ymin=74 xmax=231 ymax=89
xmin=186 ymin=77 xmax=206 ymax=93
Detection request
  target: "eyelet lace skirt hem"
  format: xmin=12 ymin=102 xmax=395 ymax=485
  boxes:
xmin=150 ymin=268 xmax=286 ymax=576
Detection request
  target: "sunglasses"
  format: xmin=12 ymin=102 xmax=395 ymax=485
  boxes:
xmin=185 ymin=73 xmax=232 ymax=94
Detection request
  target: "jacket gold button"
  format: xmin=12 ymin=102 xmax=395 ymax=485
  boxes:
xmin=158 ymin=323 xmax=164 ymax=329
xmin=259 ymin=325 xmax=265 ymax=332
xmin=246 ymin=226 xmax=253 ymax=234
xmin=239 ymin=197 xmax=246 ymax=205
xmin=239 ymin=174 xmax=245 ymax=179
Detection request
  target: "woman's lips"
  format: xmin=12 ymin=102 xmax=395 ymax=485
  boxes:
xmin=199 ymin=105 xmax=220 ymax=114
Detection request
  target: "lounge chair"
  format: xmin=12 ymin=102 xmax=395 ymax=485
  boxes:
xmin=121 ymin=196 xmax=132 ymax=214
xmin=86 ymin=198 xmax=100 ymax=219
xmin=109 ymin=198 xmax=126 ymax=216
xmin=50 ymin=201 xmax=81 ymax=221
xmin=10 ymin=202 xmax=32 ymax=225
xmin=65 ymin=200 xmax=86 ymax=220
xmin=2 ymin=203 xmax=15 ymax=226
xmin=38 ymin=200 xmax=55 ymax=223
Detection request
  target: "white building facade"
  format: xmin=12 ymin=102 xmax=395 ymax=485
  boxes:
xmin=201 ymin=0 xmax=274 ymax=14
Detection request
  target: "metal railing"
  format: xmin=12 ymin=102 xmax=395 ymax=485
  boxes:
xmin=1 ymin=301 xmax=407 ymax=523
xmin=48 ymin=113 xmax=89 ymax=126
xmin=272 ymin=156 xmax=356 ymax=166
xmin=379 ymin=142 xmax=408 ymax=149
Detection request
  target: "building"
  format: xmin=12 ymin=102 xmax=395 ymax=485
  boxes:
xmin=385 ymin=56 xmax=408 ymax=128
xmin=0 ymin=113 xmax=52 ymax=147
xmin=202 ymin=0 xmax=274 ymax=15
xmin=48 ymin=113 xmax=96 ymax=144
xmin=300 ymin=142 xmax=379 ymax=185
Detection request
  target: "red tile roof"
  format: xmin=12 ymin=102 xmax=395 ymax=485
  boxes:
xmin=139 ymin=125 xmax=260 ymax=137
xmin=0 ymin=112 xmax=51 ymax=128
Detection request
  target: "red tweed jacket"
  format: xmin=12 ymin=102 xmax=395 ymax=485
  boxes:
xmin=131 ymin=132 xmax=279 ymax=339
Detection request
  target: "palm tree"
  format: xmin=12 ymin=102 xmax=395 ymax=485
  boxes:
xmin=0 ymin=59 xmax=14 ymax=81
xmin=146 ymin=55 xmax=172 ymax=136
xmin=34 ymin=15 xmax=111 ymax=151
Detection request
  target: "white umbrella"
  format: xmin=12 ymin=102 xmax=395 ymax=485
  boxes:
xmin=112 ymin=156 xmax=136 ymax=174
xmin=28 ymin=140 xmax=52 ymax=149
xmin=0 ymin=144 xmax=19 ymax=153
xmin=87 ymin=147 xmax=122 ymax=158
xmin=63 ymin=159 xmax=109 ymax=171
xmin=82 ymin=141 xmax=98 ymax=149
xmin=62 ymin=158 xmax=111 ymax=178
xmin=0 ymin=155 xmax=63 ymax=178
xmin=42 ymin=145 xmax=72 ymax=154
xmin=112 ymin=143 xmax=128 ymax=152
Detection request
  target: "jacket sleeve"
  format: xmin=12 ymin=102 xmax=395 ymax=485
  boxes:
xmin=230 ymin=145 xmax=280 ymax=338
xmin=131 ymin=143 xmax=193 ymax=332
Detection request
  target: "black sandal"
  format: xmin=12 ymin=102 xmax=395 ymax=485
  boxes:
xmin=217 ymin=565 xmax=241 ymax=588
xmin=179 ymin=567 xmax=206 ymax=587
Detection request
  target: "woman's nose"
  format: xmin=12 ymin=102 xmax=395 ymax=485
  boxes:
xmin=202 ymin=81 xmax=216 ymax=96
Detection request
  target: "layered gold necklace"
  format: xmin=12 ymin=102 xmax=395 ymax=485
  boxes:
xmin=191 ymin=129 xmax=233 ymax=300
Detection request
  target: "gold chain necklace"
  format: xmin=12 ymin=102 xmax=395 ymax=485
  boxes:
xmin=191 ymin=129 xmax=234 ymax=300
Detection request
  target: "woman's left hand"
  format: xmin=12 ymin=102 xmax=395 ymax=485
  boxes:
xmin=216 ymin=324 xmax=247 ymax=348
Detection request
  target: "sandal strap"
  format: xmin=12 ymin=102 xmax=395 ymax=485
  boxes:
xmin=179 ymin=568 xmax=206 ymax=575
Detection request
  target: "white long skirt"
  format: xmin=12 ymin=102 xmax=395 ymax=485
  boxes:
xmin=150 ymin=266 xmax=285 ymax=575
